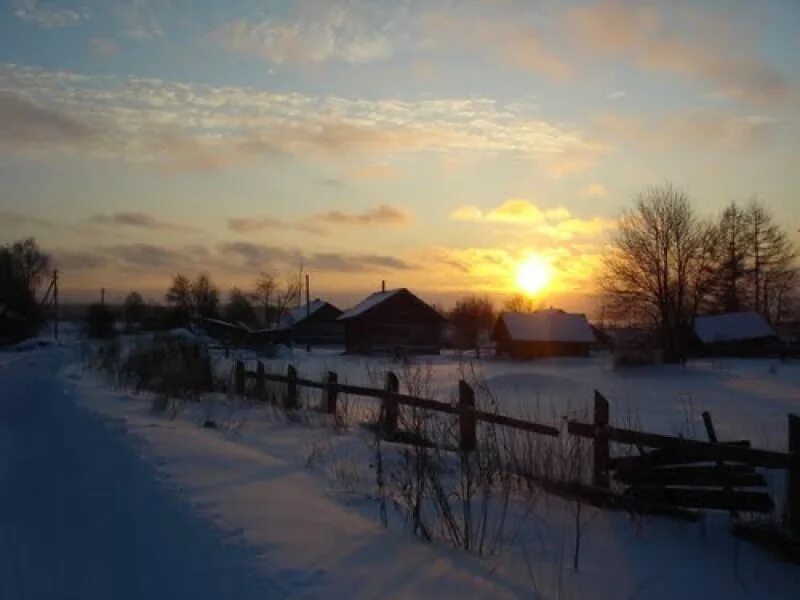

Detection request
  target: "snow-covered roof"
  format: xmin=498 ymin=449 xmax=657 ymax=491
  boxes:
xmin=338 ymin=289 xmax=404 ymax=320
xmin=694 ymin=312 xmax=776 ymax=344
xmin=280 ymin=299 xmax=330 ymax=327
xmin=498 ymin=309 xmax=597 ymax=343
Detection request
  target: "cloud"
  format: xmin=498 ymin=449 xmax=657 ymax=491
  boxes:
xmin=105 ymin=243 xmax=187 ymax=270
xmin=342 ymin=163 xmax=400 ymax=182
xmin=486 ymin=199 xmax=547 ymax=224
xmin=227 ymin=216 xmax=325 ymax=236
xmin=594 ymin=110 xmax=783 ymax=152
xmin=424 ymin=12 xmax=571 ymax=80
xmin=0 ymin=91 xmax=101 ymax=152
xmin=209 ymin=2 xmax=393 ymax=65
xmin=0 ymin=63 xmax=605 ymax=174
xmin=306 ymin=253 xmax=411 ymax=273
xmin=605 ymin=90 xmax=626 ymax=100
xmin=567 ymin=1 xmax=792 ymax=105
xmin=309 ymin=204 xmax=410 ymax=227
xmin=89 ymin=37 xmax=120 ymax=57
xmin=12 ymin=0 xmax=85 ymax=28
xmin=446 ymin=198 xmax=614 ymax=240
xmin=87 ymin=212 xmax=198 ymax=232
xmin=0 ymin=209 xmax=58 ymax=231
xmin=537 ymin=217 xmax=615 ymax=240
xmin=448 ymin=205 xmax=484 ymax=222
xmin=55 ymin=250 xmax=109 ymax=271
xmin=580 ymin=183 xmax=609 ymax=199
xmin=218 ymin=241 xmax=410 ymax=273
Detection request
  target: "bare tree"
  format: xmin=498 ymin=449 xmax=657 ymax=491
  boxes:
xmin=191 ymin=274 xmax=219 ymax=319
xmin=224 ymin=287 xmax=257 ymax=326
xmin=601 ymin=183 xmax=718 ymax=362
xmin=744 ymin=199 xmax=796 ymax=322
xmin=253 ymin=271 xmax=277 ymax=327
xmin=711 ymin=201 xmax=751 ymax=313
xmin=503 ymin=294 xmax=541 ymax=313
xmin=449 ymin=295 xmax=495 ymax=355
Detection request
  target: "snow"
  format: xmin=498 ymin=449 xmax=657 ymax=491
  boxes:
xmin=4 ymin=330 xmax=800 ymax=598
xmin=338 ymin=289 xmax=403 ymax=320
xmin=499 ymin=310 xmax=597 ymax=343
xmin=695 ymin=312 xmax=776 ymax=344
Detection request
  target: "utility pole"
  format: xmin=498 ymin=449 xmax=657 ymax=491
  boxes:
xmin=53 ymin=269 xmax=59 ymax=340
xmin=305 ymin=273 xmax=311 ymax=353
xmin=100 ymin=287 xmax=105 ymax=307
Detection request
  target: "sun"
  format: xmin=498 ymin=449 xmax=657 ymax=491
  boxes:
xmin=515 ymin=255 xmax=553 ymax=296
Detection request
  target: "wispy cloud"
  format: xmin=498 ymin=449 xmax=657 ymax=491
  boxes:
xmin=449 ymin=198 xmax=615 ymax=240
xmin=87 ymin=212 xmax=199 ymax=233
xmin=309 ymin=204 xmax=410 ymax=227
xmin=580 ymin=183 xmax=609 ymax=199
xmin=0 ymin=63 xmax=606 ymax=175
xmin=0 ymin=91 xmax=101 ymax=152
xmin=89 ymin=37 xmax=120 ymax=57
xmin=423 ymin=11 xmax=571 ymax=80
xmin=11 ymin=0 xmax=86 ymax=28
xmin=209 ymin=1 xmax=394 ymax=65
xmin=567 ymin=1 xmax=792 ymax=105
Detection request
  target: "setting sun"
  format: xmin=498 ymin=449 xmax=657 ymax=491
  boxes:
xmin=515 ymin=255 xmax=553 ymax=296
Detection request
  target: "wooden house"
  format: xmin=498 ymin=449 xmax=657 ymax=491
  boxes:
xmin=338 ymin=288 xmax=445 ymax=355
xmin=493 ymin=309 xmax=597 ymax=359
xmin=202 ymin=318 xmax=250 ymax=346
xmin=693 ymin=312 xmax=778 ymax=356
xmin=252 ymin=299 xmax=343 ymax=346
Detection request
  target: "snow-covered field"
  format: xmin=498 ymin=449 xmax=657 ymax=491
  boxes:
xmin=234 ymin=345 xmax=800 ymax=452
xmin=3 ymin=329 xmax=800 ymax=598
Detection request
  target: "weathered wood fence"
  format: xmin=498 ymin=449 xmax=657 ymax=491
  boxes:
xmin=233 ymin=360 xmax=800 ymax=534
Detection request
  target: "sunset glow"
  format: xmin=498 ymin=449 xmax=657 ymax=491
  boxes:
xmin=515 ymin=256 xmax=553 ymax=296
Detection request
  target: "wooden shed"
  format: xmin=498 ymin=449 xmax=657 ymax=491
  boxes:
xmin=493 ymin=309 xmax=597 ymax=359
xmin=249 ymin=299 xmax=343 ymax=347
xmin=693 ymin=311 xmax=778 ymax=356
xmin=338 ymin=288 xmax=445 ymax=355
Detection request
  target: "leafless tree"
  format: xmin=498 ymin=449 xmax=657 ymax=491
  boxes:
xmin=601 ymin=183 xmax=719 ymax=362
xmin=449 ymin=295 xmax=495 ymax=355
xmin=503 ymin=294 xmax=541 ymax=313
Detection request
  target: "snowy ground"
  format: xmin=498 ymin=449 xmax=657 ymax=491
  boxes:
xmin=3 ymin=332 xmax=800 ymax=598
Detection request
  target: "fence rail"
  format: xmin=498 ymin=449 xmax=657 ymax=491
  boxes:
xmin=233 ymin=360 xmax=799 ymax=533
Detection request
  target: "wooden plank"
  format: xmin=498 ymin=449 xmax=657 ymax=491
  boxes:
xmin=381 ymin=372 xmax=399 ymax=439
xmin=789 ymin=414 xmax=800 ymax=536
xmin=593 ymin=391 xmax=610 ymax=488
xmin=285 ymin=365 xmax=298 ymax=409
xmin=568 ymin=421 xmax=790 ymax=469
xmin=458 ymin=380 xmax=477 ymax=452
xmin=627 ymin=487 xmax=774 ymax=512
xmin=473 ymin=411 xmax=559 ymax=437
xmin=324 ymin=371 xmax=338 ymax=415
xmin=615 ymin=468 xmax=766 ymax=488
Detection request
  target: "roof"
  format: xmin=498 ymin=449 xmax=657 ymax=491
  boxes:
xmin=338 ymin=289 xmax=404 ymax=320
xmin=498 ymin=309 xmax=597 ymax=343
xmin=280 ymin=299 xmax=332 ymax=328
xmin=694 ymin=312 xmax=776 ymax=344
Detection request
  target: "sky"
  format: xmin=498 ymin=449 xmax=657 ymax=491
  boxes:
xmin=1 ymin=0 xmax=799 ymax=312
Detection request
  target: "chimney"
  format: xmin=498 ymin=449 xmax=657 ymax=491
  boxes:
xmin=381 ymin=280 xmax=386 ymax=293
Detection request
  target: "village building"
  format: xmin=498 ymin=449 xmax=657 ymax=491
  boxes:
xmin=493 ymin=309 xmax=597 ymax=359
xmin=693 ymin=311 xmax=779 ymax=356
xmin=338 ymin=288 xmax=445 ymax=355
xmin=246 ymin=299 xmax=343 ymax=347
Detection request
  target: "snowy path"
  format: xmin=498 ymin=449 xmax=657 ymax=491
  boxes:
xmin=0 ymin=350 xmax=285 ymax=600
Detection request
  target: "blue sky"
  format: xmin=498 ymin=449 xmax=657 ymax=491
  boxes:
xmin=1 ymin=0 xmax=799 ymax=309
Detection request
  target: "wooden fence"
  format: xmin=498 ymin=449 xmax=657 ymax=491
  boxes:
xmin=233 ymin=360 xmax=800 ymax=535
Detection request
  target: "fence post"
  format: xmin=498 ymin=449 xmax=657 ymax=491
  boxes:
xmin=381 ymin=371 xmax=399 ymax=439
xmin=593 ymin=390 xmax=610 ymax=488
xmin=788 ymin=414 xmax=800 ymax=537
xmin=255 ymin=361 xmax=265 ymax=399
xmin=458 ymin=380 xmax=477 ymax=452
xmin=286 ymin=365 xmax=298 ymax=409
xmin=325 ymin=371 xmax=338 ymax=415
xmin=235 ymin=360 xmax=245 ymax=397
